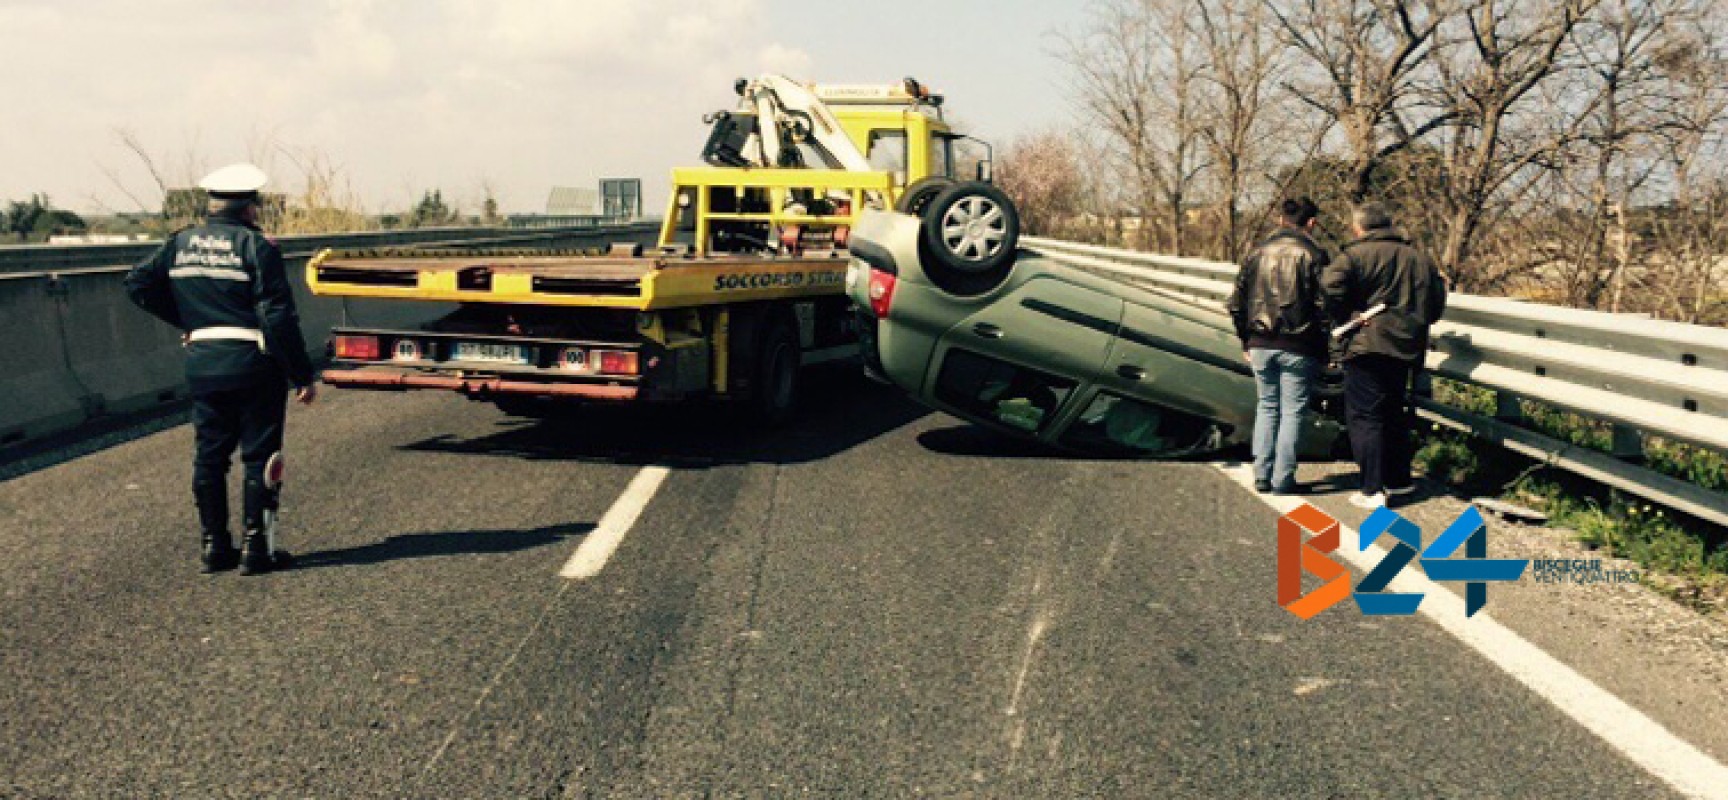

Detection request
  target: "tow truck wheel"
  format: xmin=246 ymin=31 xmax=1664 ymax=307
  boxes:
xmin=748 ymin=321 xmax=800 ymax=428
xmin=895 ymin=176 xmax=956 ymax=216
xmin=918 ymin=181 xmax=1020 ymax=295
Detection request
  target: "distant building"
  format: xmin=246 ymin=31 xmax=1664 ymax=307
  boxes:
xmin=546 ymin=186 xmax=598 ymax=216
xmin=510 ymin=179 xmax=643 ymax=228
xmin=600 ymin=179 xmax=643 ymax=220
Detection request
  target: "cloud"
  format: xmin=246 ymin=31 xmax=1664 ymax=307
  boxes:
xmin=0 ymin=0 xmax=811 ymax=214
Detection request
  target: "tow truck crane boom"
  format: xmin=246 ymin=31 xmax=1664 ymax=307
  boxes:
xmin=736 ymin=74 xmax=876 ymax=172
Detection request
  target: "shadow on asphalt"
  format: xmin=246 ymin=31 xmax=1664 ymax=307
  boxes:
xmin=0 ymin=402 xmax=194 ymax=484
xmin=914 ymin=424 xmax=1068 ymax=459
xmin=397 ymin=367 xmax=930 ymax=469
xmin=916 ymin=423 xmax=1259 ymax=464
xmin=291 ymin=522 xmax=595 ymax=570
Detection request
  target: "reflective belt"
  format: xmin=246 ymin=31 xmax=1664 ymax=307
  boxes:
xmin=188 ymin=326 xmax=268 ymax=353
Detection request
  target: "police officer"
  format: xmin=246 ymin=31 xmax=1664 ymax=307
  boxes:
xmin=125 ymin=163 xmax=317 ymax=575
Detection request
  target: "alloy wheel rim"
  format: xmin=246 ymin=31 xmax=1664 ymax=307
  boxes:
xmin=940 ymin=196 xmax=1006 ymax=261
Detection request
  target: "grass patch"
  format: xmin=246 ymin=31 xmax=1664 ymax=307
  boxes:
xmin=1413 ymin=381 xmax=1728 ymax=607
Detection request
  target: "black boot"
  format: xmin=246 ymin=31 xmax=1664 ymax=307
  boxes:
xmin=194 ymin=479 xmax=238 ymax=573
xmin=240 ymin=477 xmax=290 ymax=575
xmin=239 ymin=527 xmax=274 ymax=575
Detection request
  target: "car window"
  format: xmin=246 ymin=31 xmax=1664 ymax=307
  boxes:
xmin=1058 ymin=391 xmax=1223 ymax=457
xmin=934 ymin=349 xmax=1076 ymax=434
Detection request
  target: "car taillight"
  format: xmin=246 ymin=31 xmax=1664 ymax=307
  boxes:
xmin=333 ymin=334 xmax=381 ymax=360
xmin=868 ymin=269 xmax=897 ymax=318
xmin=597 ymin=350 xmax=639 ymax=375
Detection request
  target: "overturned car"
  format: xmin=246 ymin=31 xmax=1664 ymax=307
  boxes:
xmin=845 ymin=182 xmax=1344 ymax=458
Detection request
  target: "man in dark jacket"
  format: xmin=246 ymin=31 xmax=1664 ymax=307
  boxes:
xmin=125 ymin=163 xmax=317 ymax=575
xmin=1227 ymin=197 xmax=1330 ymax=494
xmin=1323 ymin=202 xmax=1447 ymax=508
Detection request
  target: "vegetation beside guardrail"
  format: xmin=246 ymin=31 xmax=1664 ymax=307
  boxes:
xmin=1414 ymin=378 xmax=1728 ymax=604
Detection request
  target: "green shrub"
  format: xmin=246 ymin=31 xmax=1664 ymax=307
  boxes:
xmin=1420 ymin=379 xmax=1728 ymax=587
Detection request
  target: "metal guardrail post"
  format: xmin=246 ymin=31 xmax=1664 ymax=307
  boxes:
xmin=1494 ymin=392 xmax=1527 ymax=424
xmin=1611 ymin=424 xmax=1646 ymax=464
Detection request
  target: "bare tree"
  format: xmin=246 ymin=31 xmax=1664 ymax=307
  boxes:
xmin=1426 ymin=0 xmax=1596 ymax=288
xmin=1057 ymin=0 xmax=1210 ymax=254
xmin=1638 ymin=18 xmax=1728 ymax=321
xmin=271 ymin=144 xmax=377 ymax=235
xmin=96 ymin=128 xmax=211 ymax=229
xmin=1268 ymin=0 xmax=1457 ymax=202
xmin=1195 ymin=0 xmax=1287 ymax=260
xmin=997 ymin=129 xmax=1088 ymax=237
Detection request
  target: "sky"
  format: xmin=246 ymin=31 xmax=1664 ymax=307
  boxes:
xmin=0 ymin=0 xmax=1091 ymax=216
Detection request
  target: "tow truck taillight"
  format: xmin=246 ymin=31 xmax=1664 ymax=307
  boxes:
xmin=868 ymin=269 xmax=897 ymax=318
xmin=333 ymin=334 xmax=381 ymax=360
xmin=597 ymin=350 xmax=639 ymax=375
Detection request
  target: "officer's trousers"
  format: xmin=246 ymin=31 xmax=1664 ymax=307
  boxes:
xmin=192 ymin=373 xmax=288 ymax=486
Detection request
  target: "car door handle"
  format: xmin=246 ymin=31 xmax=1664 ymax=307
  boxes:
xmin=1117 ymin=365 xmax=1147 ymax=381
xmin=972 ymin=323 xmax=1004 ymax=339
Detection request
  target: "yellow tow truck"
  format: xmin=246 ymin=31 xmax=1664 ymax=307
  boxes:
xmin=309 ymin=74 xmax=1013 ymax=422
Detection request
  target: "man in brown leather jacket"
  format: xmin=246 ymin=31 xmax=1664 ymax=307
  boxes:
xmin=1322 ymin=202 xmax=1448 ymax=508
xmin=1227 ymin=197 xmax=1331 ymax=494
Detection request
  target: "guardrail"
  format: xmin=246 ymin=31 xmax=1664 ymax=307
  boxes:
xmin=0 ymin=222 xmax=662 ymax=451
xmin=1025 ymin=236 xmax=1728 ymax=527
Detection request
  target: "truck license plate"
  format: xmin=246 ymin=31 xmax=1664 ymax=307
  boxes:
xmin=453 ymin=342 xmax=529 ymax=365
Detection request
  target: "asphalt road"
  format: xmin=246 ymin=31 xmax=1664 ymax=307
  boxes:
xmin=0 ymin=371 xmax=1684 ymax=798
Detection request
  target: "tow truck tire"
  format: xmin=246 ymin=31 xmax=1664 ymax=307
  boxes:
xmin=918 ymin=181 xmax=1019 ymax=295
xmin=747 ymin=321 xmax=800 ymax=428
xmin=895 ymin=176 xmax=956 ymax=216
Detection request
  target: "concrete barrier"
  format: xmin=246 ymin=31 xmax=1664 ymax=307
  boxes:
xmin=0 ymin=274 xmax=93 ymax=446
xmin=57 ymin=271 xmax=187 ymax=421
xmin=0 ymin=222 xmax=667 ymax=450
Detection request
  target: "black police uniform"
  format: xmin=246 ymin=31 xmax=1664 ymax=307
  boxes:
xmin=124 ymin=207 xmax=315 ymax=573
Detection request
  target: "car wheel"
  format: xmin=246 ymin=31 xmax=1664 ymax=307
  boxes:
xmin=747 ymin=321 xmax=800 ymax=427
xmin=918 ymin=181 xmax=1020 ymax=295
xmin=895 ymin=176 xmax=956 ymax=216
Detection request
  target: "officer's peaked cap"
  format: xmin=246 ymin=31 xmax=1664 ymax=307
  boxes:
xmin=199 ymin=163 xmax=269 ymax=198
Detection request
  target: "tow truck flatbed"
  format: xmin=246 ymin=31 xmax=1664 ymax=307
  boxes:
xmin=308 ymin=248 xmax=850 ymax=310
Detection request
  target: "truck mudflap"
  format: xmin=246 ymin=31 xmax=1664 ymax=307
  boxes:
xmin=321 ymin=369 xmax=640 ymax=400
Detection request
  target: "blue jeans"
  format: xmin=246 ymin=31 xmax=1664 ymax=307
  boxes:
xmin=1250 ymin=349 xmax=1317 ymax=489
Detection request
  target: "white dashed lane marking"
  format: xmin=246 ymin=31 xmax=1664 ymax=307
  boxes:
xmin=559 ymin=466 xmax=672 ymax=580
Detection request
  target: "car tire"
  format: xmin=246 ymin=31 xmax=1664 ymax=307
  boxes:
xmin=918 ymin=181 xmax=1020 ymax=295
xmin=747 ymin=320 xmax=800 ymax=428
xmin=894 ymin=176 xmax=956 ymax=216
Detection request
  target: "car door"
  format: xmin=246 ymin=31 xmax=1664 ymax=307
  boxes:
xmin=1091 ymin=298 xmax=1258 ymax=448
xmin=924 ymin=276 xmax=1122 ymax=438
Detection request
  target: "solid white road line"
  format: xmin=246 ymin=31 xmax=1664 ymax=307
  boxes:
xmin=1216 ymin=463 xmax=1728 ymax=800
xmin=559 ymin=466 xmax=672 ymax=580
